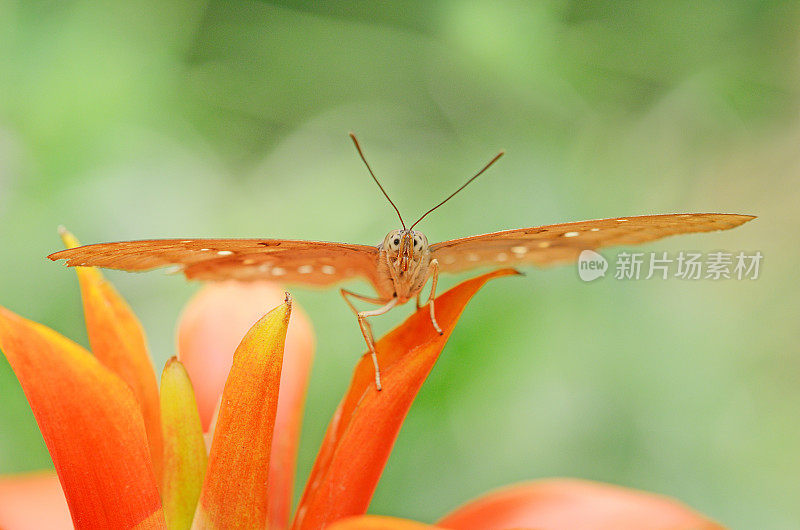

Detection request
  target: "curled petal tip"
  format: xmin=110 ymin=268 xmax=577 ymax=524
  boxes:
xmin=278 ymin=294 xmax=293 ymax=324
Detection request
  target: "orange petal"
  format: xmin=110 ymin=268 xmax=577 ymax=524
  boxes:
xmin=0 ymin=306 xmax=165 ymax=529
xmin=293 ymin=269 xmax=517 ymax=529
xmin=328 ymin=515 xmax=445 ymax=530
xmin=0 ymin=471 xmax=72 ymax=530
xmin=191 ymin=297 xmax=291 ymax=529
xmin=160 ymin=358 xmax=207 ymax=530
xmin=60 ymin=228 xmax=163 ymax=480
xmin=437 ymin=479 xmax=724 ymax=530
xmin=267 ymin=300 xmax=314 ymax=529
xmin=177 ymin=281 xmax=314 ymax=529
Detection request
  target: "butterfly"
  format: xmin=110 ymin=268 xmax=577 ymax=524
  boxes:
xmin=49 ymin=134 xmax=755 ymax=390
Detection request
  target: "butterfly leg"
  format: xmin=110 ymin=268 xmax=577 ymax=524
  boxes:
xmin=340 ymin=289 xmax=397 ymax=391
xmin=425 ymin=259 xmax=443 ymax=335
xmin=340 ymin=289 xmax=385 ymax=315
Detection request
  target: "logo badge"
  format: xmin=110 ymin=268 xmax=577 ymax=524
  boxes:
xmin=578 ymin=250 xmax=608 ymax=282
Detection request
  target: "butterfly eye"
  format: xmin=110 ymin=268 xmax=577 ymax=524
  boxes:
xmin=393 ymin=238 xmax=400 ymax=246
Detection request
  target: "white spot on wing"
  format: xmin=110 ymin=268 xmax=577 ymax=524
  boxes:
xmin=496 ymin=252 xmax=508 ymax=261
xmin=590 ymin=228 xmax=600 ymax=232
xmin=271 ymin=267 xmax=286 ymax=276
xmin=563 ymin=231 xmax=580 ymax=238
xmin=217 ymin=250 xmax=233 ymax=256
xmin=321 ymin=265 xmax=336 ymax=275
xmin=616 ymin=219 xmax=629 ymax=222
xmin=199 ymin=248 xmax=211 ymax=252
xmin=511 ymin=246 xmax=527 ymax=255
xmin=298 ymin=265 xmax=313 ymax=274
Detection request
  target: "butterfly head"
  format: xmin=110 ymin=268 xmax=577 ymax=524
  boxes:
xmin=383 ymin=229 xmax=428 ymax=273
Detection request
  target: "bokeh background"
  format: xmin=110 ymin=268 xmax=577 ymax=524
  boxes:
xmin=1 ymin=1 xmax=798 ymax=527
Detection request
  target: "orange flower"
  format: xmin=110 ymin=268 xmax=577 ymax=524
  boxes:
xmin=0 ymin=232 xmax=724 ymax=529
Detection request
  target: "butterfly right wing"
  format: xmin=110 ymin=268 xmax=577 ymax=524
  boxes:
xmin=430 ymin=213 xmax=755 ymax=272
xmin=48 ymin=238 xmax=382 ymax=289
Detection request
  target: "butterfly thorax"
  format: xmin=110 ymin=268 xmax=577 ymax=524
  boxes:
xmin=377 ymin=229 xmax=431 ymax=303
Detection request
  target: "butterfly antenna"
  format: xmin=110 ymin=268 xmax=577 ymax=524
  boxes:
xmin=349 ymin=133 xmax=405 ymax=229
xmin=410 ymin=150 xmax=504 ymax=229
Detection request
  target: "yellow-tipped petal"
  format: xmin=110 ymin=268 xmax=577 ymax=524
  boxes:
xmin=160 ymin=358 xmax=207 ymax=530
xmin=192 ymin=297 xmax=292 ymax=529
xmin=59 ymin=228 xmax=164 ymax=481
xmin=176 ymin=281 xmax=316 ymax=529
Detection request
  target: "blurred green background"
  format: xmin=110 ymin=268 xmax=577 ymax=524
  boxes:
xmin=1 ymin=1 xmax=798 ymax=527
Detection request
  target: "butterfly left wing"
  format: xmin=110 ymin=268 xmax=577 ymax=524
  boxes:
xmin=430 ymin=213 xmax=755 ymax=272
xmin=48 ymin=238 xmax=381 ymax=288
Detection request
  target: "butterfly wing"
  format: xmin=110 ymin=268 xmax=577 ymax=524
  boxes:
xmin=48 ymin=238 xmax=381 ymax=288
xmin=430 ymin=213 xmax=755 ymax=272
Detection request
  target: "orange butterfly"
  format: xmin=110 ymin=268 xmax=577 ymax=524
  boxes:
xmin=50 ymin=134 xmax=755 ymax=390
